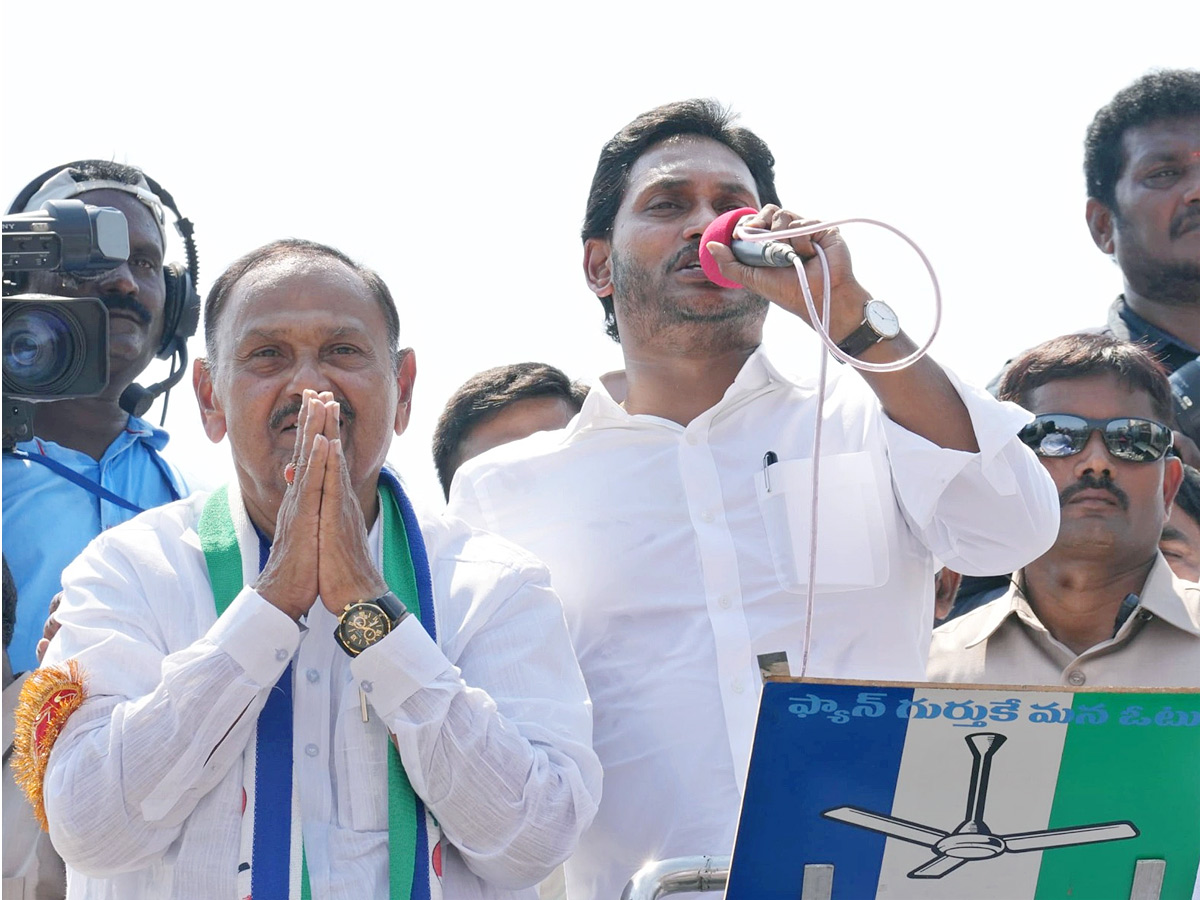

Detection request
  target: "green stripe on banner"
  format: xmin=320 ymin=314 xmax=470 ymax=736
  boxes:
xmin=1034 ymin=691 xmax=1200 ymax=899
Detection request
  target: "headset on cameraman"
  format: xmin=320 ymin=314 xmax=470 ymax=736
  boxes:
xmin=6 ymin=161 xmax=201 ymax=422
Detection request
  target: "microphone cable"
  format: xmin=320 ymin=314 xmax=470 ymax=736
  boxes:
xmin=717 ymin=214 xmax=943 ymax=678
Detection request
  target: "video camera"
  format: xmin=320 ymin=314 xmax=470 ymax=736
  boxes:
xmin=1171 ymin=357 xmax=1200 ymax=449
xmin=2 ymin=198 xmax=128 ymax=447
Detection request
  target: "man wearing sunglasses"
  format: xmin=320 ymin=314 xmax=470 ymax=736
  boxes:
xmin=928 ymin=333 xmax=1200 ymax=687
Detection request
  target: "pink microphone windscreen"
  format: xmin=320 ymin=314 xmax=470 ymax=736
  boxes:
xmin=699 ymin=207 xmax=757 ymax=289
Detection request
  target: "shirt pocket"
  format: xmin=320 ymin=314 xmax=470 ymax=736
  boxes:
xmin=755 ymin=450 xmax=891 ymax=593
xmin=335 ymin=683 xmax=389 ymax=832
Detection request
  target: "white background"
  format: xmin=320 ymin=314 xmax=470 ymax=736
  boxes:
xmin=3 ymin=0 xmax=1198 ymax=509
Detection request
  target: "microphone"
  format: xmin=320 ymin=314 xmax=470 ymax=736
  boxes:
xmin=118 ymin=343 xmax=189 ymax=419
xmin=698 ymin=207 xmax=798 ymax=289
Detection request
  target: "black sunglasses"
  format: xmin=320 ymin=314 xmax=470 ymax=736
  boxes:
xmin=1018 ymin=414 xmax=1173 ymax=463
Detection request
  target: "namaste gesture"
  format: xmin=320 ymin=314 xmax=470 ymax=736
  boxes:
xmin=255 ymin=388 xmax=388 ymax=620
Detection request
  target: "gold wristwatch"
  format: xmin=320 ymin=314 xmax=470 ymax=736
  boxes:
xmin=334 ymin=591 xmax=409 ymax=657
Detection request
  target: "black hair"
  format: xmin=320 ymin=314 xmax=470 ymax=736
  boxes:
xmin=433 ymin=362 xmax=587 ymax=499
xmin=1084 ymin=69 xmax=1200 ymax=210
xmin=203 ymin=238 xmax=400 ymax=368
xmin=63 ymin=160 xmax=146 ymax=189
xmin=996 ymin=332 xmax=1175 ymax=425
xmin=582 ymin=99 xmax=781 ymax=341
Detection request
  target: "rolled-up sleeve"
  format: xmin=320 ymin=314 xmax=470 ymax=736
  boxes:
xmin=882 ymin=366 xmax=1060 ymax=576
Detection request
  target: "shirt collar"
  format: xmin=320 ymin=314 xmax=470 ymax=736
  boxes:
xmin=961 ymin=553 xmax=1200 ymax=648
xmin=20 ymin=413 xmax=171 ymax=457
xmin=1136 ymin=553 xmax=1200 ymax=637
xmin=119 ymin=414 xmax=172 ymax=451
xmin=960 ymin=578 xmax=1028 ymax=649
xmin=1109 ymin=295 xmax=1200 ymax=357
xmin=575 ymin=345 xmax=799 ymax=432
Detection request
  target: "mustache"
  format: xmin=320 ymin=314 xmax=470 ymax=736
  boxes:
xmin=268 ymin=396 xmax=356 ymax=430
xmin=1059 ymin=472 xmax=1129 ymax=510
xmin=103 ymin=294 xmax=152 ymax=326
xmin=665 ymin=241 xmax=701 ymax=273
xmin=1171 ymin=207 xmax=1200 ymax=240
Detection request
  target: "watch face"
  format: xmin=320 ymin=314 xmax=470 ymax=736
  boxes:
xmin=338 ymin=602 xmax=393 ymax=655
xmin=865 ymin=300 xmax=900 ymax=338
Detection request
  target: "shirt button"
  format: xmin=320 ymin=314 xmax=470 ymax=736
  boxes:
xmin=686 ymin=433 xmax=699 ymax=445
xmin=305 ymin=743 xmax=319 ymax=757
xmin=360 ymin=680 xmax=373 ymax=693
xmin=700 ymin=510 xmax=715 ymax=523
xmin=718 ymin=594 xmax=732 ymax=609
xmin=731 ymin=677 xmax=745 ymax=694
xmin=306 ymin=668 xmax=320 ymax=684
xmin=275 ymin=648 xmax=288 ymax=662
xmin=1067 ymin=670 xmax=1086 ymax=686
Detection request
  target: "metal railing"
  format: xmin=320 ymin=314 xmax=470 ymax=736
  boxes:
xmin=619 ymin=856 xmax=730 ymax=900
xmin=619 ymin=857 xmax=1166 ymax=900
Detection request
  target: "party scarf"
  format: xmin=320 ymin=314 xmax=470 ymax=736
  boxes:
xmin=198 ymin=468 xmax=441 ymax=899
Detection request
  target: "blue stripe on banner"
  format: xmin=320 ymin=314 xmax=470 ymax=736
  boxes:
xmin=726 ymin=682 xmax=913 ymax=899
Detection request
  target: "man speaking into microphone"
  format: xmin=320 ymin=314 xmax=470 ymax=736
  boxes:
xmin=448 ymin=99 xmax=1062 ymax=899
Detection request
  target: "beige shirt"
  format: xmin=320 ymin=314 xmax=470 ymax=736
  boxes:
xmin=927 ymin=554 xmax=1200 ymax=688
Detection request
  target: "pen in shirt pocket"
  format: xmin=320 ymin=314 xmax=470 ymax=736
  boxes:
xmin=763 ymin=451 xmax=778 ymax=492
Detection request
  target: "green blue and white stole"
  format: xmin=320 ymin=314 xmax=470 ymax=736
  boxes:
xmin=198 ymin=467 xmax=442 ymax=900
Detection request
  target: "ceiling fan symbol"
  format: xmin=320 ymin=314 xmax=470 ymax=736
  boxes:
xmin=822 ymin=732 xmax=1139 ymax=879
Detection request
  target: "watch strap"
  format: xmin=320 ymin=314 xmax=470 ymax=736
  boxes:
xmin=374 ymin=590 xmax=410 ymax=627
xmin=836 ymin=319 xmax=882 ymax=360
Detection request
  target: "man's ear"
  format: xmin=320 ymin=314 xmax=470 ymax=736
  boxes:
xmin=193 ymin=357 xmax=227 ymax=443
xmin=394 ymin=349 xmax=417 ymax=436
xmin=1086 ymin=198 xmax=1116 ymax=255
xmin=1163 ymin=454 xmax=1185 ymax=515
xmin=584 ymin=237 xmax=614 ymax=298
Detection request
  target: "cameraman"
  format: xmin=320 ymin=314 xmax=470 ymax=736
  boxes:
xmin=3 ymin=162 xmax=191 ymax=672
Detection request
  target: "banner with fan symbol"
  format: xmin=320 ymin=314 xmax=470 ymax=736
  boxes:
xmin=726 ymin=679 xmax=1200 ymax=899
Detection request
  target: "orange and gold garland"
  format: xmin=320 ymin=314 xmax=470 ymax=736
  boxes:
xmin=12 ymin=659 xmax=87 ymax=830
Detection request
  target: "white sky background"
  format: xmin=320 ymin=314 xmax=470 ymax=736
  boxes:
xmin=3 ymin=1 xmax=1198 ymax=511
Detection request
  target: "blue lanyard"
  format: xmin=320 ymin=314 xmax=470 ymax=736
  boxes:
xmin=7 ymin=447 xmax=182 ymax=513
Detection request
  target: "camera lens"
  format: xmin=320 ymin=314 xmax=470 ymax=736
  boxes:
xmin=2 ymin=305 xmax=86 ymax=395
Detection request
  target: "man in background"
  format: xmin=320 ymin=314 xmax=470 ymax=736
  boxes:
xmin=2 ymin=161 xmax=195 ymax=671
xmin=433 ymin=361 xmax=588 ymax=900
xmin=433 ymin=362 xmax=586 ymax=500
xmin=1083 ymin=68 xmax=1200 ymax=375
xmin=929 ymin=334 xmax=1200 ymax=687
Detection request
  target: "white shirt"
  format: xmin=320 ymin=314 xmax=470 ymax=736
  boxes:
xmin=448 ymin=347 xmax=1060 ymax=900
xmin=41 ymin=484 xmax=601 ymax=900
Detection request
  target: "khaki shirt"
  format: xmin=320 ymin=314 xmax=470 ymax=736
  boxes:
xmin=927 ymin=554 xmax=1200 ymax=688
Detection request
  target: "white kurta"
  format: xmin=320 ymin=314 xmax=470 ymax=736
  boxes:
xmin=449 ymin=348 xmax=1060 ymax=900
xmin=41 ymin=484 xmax=601 ymax=900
